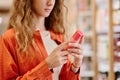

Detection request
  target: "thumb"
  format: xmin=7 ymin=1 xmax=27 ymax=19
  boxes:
xmin=57 ymin=41 xmax=68 ymax=51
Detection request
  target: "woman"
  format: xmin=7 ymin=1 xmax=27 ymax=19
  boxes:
xmin=0 ymin=0 xmax=83 ymax=80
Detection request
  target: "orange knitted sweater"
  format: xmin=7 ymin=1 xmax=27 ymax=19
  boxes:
xmin=0 ymin=29 xmax=80 ymax=80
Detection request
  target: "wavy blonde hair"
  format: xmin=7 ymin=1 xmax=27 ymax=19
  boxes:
xmin=8 ymin=0 xmax=66 ymax=53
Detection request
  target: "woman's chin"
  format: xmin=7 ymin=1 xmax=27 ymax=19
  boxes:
xmin=44 ymin=13 xmax=51 ymax=17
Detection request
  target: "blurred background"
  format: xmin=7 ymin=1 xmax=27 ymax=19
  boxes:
xmin=0 ymin=0 xmax=120 ymax=80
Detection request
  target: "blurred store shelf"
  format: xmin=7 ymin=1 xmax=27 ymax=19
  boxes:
xmin=81 ymin=71 xmax=94 ymax=77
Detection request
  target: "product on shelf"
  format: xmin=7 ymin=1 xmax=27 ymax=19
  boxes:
xmin=113 ymin=0 xmax=120 ymax=10
xmin=113 ymin=11 xmax=120 ymax=25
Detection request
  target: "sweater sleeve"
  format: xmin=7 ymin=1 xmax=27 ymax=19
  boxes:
xmin=59 ymin=60 xmax=80 ymax=80
xmin=16 ymin=60 xmax=53 ymax=80
xmin=0 ymin=35 xmax=53 ymax=80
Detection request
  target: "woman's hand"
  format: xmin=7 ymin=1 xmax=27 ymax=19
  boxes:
xmin=45 ymin=42 xmax=69 ymax=69
xmin=68 ymin=39 xmax=84 ymax=73
xmin=68 ymin=42 xmax=83 ymax=65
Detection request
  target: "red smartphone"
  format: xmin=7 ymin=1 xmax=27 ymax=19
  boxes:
xmin=70 ymin=30 xmax=83 ymax=43
xmin=63 ymin=30 xmax=83 ymax=50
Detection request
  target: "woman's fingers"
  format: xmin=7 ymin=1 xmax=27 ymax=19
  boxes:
xmin=71 ymin=53 xmax=83 ymax=65
xmin=68 ymin=48 xmax=82 ymax=54
xmin=59 ymin=51 xmax=69 ymax=64
xmin=60 ymin=51 xmax=69 ymax=56
xmin=67 ymin=42 xmax=83 ymax=55
xmin=61 ymin=56 xmax=68 ymax=64
xmin=56 ymin=41 xmax=68 ymax=51
xmin=71 ymin=53 xmax=83 ymax=59
xmin=68 ymin=42 xmax=82 ymax=49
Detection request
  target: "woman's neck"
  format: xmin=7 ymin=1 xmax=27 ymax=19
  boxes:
xmin=36 ymin=17 xmax=46 ymax=31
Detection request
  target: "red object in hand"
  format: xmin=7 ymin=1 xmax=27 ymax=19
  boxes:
xmin=63 ymin=30 xmax=83 ymax=50
xmin=70 ymin=30 xmax=83 ymax=42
